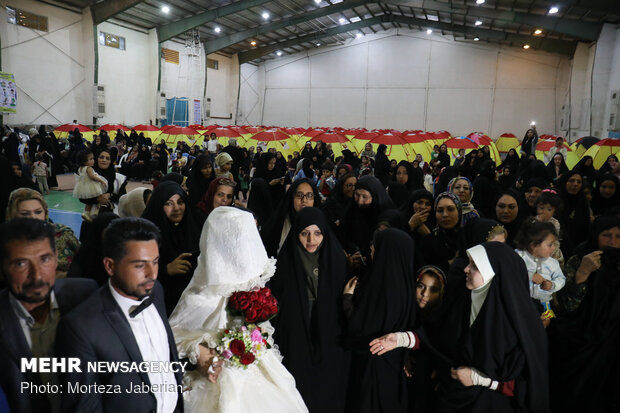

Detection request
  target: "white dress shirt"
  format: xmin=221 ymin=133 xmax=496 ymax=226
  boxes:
xmin=108 ymin=281 xmax=178 ymax=413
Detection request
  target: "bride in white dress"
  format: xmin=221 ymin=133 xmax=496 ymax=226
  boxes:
xmin=169 ymin=206 xmax=308 ymax=413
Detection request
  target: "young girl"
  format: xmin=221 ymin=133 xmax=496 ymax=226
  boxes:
xmin=515 ymin=219 xmax=565 ymax=324
xmin=73 ymin=149 xmax=108 ymax=217
xmin=534 ymin=189 xmax=564 ymax=267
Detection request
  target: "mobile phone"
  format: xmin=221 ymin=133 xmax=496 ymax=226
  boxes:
xmin=187 ymin=250 xmax=200 ymax=268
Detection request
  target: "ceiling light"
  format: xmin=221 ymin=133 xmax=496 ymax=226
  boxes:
xmin=276 ymin=51 xmax=282 ymax=56
xmin=356 ymin=32 xmax=363 ymax=38
xmin=549 ymin=6 xmax=559 ymax=14
xmin=262 ymin=12 xmax=270 ymax=19
xmin=474 ymin=37 xmax=479 ymax=41
xmin=339 ymin=17 xmax=346 ymax=24
xmin=475 ymin=20 xmax=482 ymax=26
xmin=316 ymin=42 xmax=321 ymax=46
xmin=214 ymin=26 xmax=221 ymax=33
xmin=161 ymin=5 xmax=170 ymax=13
xmin=314 ymin=0 xmax=321 ymax=4
xmin=476 ymin=0 xmax=485 ymax=4
xmin=534 ymin=29 xmax=542 ymax=35
xmin=523 ymin=44 xmax=530 ymax=49
xmin=426 ymin=29 xmax=432 ymax=34
xmin=250 ymin=41 xmax=257 ymax=46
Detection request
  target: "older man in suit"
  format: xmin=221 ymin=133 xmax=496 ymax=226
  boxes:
xmin=0 ymin=218 xmax=97 ymax=413
xmin=55 ymin=217 xmax=184 ymax=413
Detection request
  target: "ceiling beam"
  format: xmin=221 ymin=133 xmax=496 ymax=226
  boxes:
xmin=385 ymin=0 xmax=601 ymax=41
xmin=389 ymin=15 xmax=577 ymax=55
xmin=204 ymin=0 xmax=369 ymax=55
xmin=91 ymin=0 xmax=144 ymax=25
xmin=157 ymin=0 xmax=273 ymax=43
xmin=238 ymin=16 xmax=385 ymax=64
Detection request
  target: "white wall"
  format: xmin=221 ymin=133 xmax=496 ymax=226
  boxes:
xmin=97 ymin=22 xmax=155 ymax=125
xmin=160 ymin=39 xmax=204 ymax=105
xmin=205 ymin=53 xmax=238 ymax=126
xmin=238 ymin=62 xmax=264 ymax=125
xmin=242 ymin=29 xmax=572 ymax=138
xmin=590 ymin=23 xmax=620 ymax=138
xmin=1 ymin=0 xmax=92 ymax=124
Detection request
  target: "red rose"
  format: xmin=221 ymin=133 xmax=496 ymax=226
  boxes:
xmin=229 ymin=292 xmax=251 ymax=311
xmin=240 ymin=352 xmax=255 ymax=365
xmin=229 ymin=339 xmax=245 ymax=356
xmin=245 ymin=306 xmax=260 ymax=323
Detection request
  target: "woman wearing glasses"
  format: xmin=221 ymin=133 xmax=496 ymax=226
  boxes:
xmin=260 ymin=178 xmax=321 ymax=257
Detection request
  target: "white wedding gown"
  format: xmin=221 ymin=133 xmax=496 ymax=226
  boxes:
xmin=172 ymin=289 xmax=307 ymax=413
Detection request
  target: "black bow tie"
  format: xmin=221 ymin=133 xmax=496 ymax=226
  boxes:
xmin=129 ymin=296 xmax=153 ymax=318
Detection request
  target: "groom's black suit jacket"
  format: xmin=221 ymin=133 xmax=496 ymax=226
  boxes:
xmin=55 ymin=281 xmax=183 ymax=413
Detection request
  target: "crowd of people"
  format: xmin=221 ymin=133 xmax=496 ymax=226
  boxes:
xmin=0 ymin=123 xmax=619 ymax=413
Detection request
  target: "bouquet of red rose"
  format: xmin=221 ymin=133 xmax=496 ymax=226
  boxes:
xmin=217 ymin=324 xmax=269 ymax=369
xmin=227 ymin=287 xmax=279 ymax=323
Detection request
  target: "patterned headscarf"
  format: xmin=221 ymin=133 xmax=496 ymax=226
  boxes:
xmin=434 ymin=191 xmax=463 ymax=228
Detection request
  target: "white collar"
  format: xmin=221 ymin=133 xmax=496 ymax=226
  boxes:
xmin=108 ymin=279 xmax=150 ymax=318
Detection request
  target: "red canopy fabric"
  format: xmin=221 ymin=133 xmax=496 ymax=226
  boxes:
xmin=595 ymin=138 xmax=620 ymax=147
xmin=443 ymin=137 xmax=479 ymax=149
xmin=536 ymin=140 xmax=571 ymax=151
xmin=133 ymin=124 xmax=160 ymax=131
xmin=55 ymin=123 xmax=93 ymax=132
xmin=250 ymin=130 xmax=291 ymax=141
xmin=162 ymin=126 xmax=200 ymax=135
xmin=98 ymin=124 xmax=129 ymax=132
xmin=310 ymin=131 xmax=349 ymax=143
xmin=209 ymin=127 xmax=242 ymax=138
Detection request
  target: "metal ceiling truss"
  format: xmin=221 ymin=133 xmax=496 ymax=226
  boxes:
xmin=238 ymin=16 xmax=386 ymax=64
xmin=384 ymin=0 xmax=601 ymax=41
xmin=389 ymin=15 xmax=577 ymax=55
xmin=157 ymin=0 xmax=274 ymax=42
xmin=204 ymin=0 xmax=369 ymax=55
xmin=91 ymin=0 xmax=145 ymax=25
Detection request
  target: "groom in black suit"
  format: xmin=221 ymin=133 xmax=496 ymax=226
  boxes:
xmin=55 ymin=217 xmax=184 ymax=413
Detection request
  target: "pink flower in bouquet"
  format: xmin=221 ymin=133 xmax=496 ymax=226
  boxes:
xmin=222 ymin=350 xmax=233 ymax=359
xmin=251 ymin=328 xmax=263 ymax=343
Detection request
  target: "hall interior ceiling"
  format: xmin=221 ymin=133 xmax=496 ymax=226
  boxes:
xmin=50 ymin=0 xmax=620 ymax=63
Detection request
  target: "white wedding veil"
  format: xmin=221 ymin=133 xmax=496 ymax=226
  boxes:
xmin=169 ymin=206 xmax=276 ymax=362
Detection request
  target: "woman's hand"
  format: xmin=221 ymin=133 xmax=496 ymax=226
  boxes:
xmin=269 ymin=178 xmax=280 ymax=186
xmin=451 ymin=367 xmax=474 ymax=387
xmin=408 ymin=211 xmax=429 ymax=231
xmin=576 ymin=250 xmax=603 ymax=283
xmin=167 ymin=252 xmax=193 ymax=275
xmin=343 ymin=276 xmax=358 ymax=295
xmin=346 ymin=251 xmax=363 ymax=269
xmin=369 ymin=333 xmax=398 ymax=356
xmin=196 ymin=344 xmax=224 ymax=383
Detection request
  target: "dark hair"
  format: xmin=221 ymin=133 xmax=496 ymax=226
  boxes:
xmin=514 ymin=219 xmax=557 ymax=250
xmin=35 ymin=153 xmax=43 ymax=161
xmin=534 ymin=190 xmax=563 ymax=214
xmin=102 ymin=217 xmax=161 ymax=261
xmin=0 ymin=218 xmax=56 ymax=263
xmin=76 ymin=149 xmax=93 ymax=167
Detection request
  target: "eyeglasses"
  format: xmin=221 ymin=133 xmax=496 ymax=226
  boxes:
xmin=294 ymin=192 xmax=314 ymax=201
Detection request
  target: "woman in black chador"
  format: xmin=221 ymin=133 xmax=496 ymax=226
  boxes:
xmin=548 ymin=216 xmax=620 ymax=413
xmin=345 ymin=228 xmax=416 ymax=413
xmin=141 ymin=181 xmax=201 ymax=314
xmin=430 ymin=242 xmax=548 ymax=413
xmin=271 ymin=207 xmax=350 ymax=413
